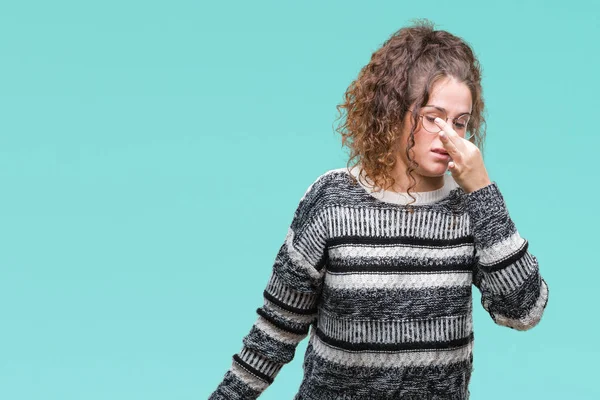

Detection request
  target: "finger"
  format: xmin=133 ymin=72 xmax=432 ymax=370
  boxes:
xmin=433 ymin=117 xmax=459 ymax=138
xmin=439 ymin=130 xmax=461 ymax=159
xmin=434 ymin=117 xmax=461 ymax=151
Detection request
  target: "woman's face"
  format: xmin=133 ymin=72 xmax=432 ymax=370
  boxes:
xmin=397 ymin=76 xmax=473 ymax=178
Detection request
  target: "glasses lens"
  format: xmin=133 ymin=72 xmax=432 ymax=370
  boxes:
xmin=454 ymin=115 xmax=470 ymax=132
xmin=419 ymin=107 xmax=473 ymax=139
xmin=420 ymin=107 xmax=444 ymax=133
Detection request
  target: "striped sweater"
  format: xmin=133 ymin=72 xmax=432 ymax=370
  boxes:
xmin=208 ymin=165 xmax=549 ymax=400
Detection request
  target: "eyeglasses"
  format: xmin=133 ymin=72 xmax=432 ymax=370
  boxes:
xmin=412 ymin=106 xmax=473 ymax=141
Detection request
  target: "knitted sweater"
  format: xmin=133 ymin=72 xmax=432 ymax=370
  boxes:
xmin=208 ymin=165 xmax=549 ymax=400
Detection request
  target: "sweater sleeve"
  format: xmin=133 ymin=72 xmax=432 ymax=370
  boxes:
xmin=208 ymin=175 xmax=329 ymax=400
xmin=466 ymin=182 xmax=549 ymax=331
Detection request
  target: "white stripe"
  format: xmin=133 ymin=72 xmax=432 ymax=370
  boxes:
xmin=324 ymin=271 xmax=472 ymax=290
xmin=309 ymin=329 xmax=473 ymax=368
xmin=230 ymin=361 xmax=269 ymax=391
xmin=435 ymin=212 xmax=443 ymax=239
xmin=328 ymin=243 xmax=473 ymax=261
xmin=399 ymin=210 xmax=404 ymax=236
xmin=477 ymin=231 xmax=526 ymax=266
xmin=410 ymin=211 xmax=417 ymax=236
xmin=442 ymin=213 xmax=449 ymax=239
xmin=326 ymin=207 xmax=333 ymax=238
xmin=317 ymin=212 xmax=328 ymax=240
xmin=331 ymin=207 xmax=338 ymax=237
xmin=431 ymin=212 xmax=439 ymax=239
xmin=254 ymin=316 xmax=307 ymax=345
xmin=386 ymin=209 xmax=392 ymax=236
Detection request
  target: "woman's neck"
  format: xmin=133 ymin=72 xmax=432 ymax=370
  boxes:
xmin=385 ymin=163 xmax=446 ymax=193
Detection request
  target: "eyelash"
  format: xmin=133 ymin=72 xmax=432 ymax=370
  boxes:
xmin=425 ymin=116 xmax=467 ymax=129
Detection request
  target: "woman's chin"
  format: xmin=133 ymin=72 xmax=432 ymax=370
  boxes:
xmin=420 ymin=165 xmax=448 ymax=177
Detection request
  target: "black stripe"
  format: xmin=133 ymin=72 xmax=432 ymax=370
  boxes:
xmin=480 ymin=240 xmax=529 ymax=273
xmin=485 ymin=270 xmax=542 ymax=319
xmin=327 ymin=235 xmax=474 ymax=248
xmin=320 ymin=286 xmax=472 ymax=320
xmin=315 ymin=250 xmax=328 ymax=272
xmin=244 ymin=326 xmax=297 ymax=364
xmin=327 ymin=262 xmax=473 ymax=274
xmin=256 ymin=307 xmax=310 ymax=335
xmin=232 ymin=354 xmax=274 ymax=384
xmin=316 ymin=328 xmax=474 ymax=352
xmin=263 ymin=290 xmax=318 ymax=315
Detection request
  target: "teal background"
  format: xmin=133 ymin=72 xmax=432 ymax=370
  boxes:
xmin=0 ymin=0 xmax=595 ymax=399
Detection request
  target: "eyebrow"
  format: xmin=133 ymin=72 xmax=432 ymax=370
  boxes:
xmin=425 ymin=104 xmax=471 ymax=117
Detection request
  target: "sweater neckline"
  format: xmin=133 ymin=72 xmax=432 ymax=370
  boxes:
xmin=348 ymin=164 xmax=459 ymax=206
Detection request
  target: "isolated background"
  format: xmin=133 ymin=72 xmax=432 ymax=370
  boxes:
xmin=0 ymin=0 xmax=596 ymax=399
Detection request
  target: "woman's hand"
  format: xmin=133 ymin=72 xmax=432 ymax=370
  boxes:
xmin=434 ymin=117 xmax=492 ymax=194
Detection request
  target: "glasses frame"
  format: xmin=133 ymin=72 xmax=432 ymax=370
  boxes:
xmin=412 ymin=106 xmax=473 ymax=140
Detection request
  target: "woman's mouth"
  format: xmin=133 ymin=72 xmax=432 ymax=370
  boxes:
xmin=431 ymin=150 xmax=450 ymax=160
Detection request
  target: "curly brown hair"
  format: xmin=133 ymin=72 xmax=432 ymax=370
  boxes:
xmin=333 ymin=18 xmax=487 ymax=207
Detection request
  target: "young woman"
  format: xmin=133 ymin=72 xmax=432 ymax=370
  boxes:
xmin=208 ymin=19 xmax=549 ymax=400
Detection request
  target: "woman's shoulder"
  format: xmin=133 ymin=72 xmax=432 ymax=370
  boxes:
xmin=297 ymin=167 xmax=354 ymax=207
xmin=305 ymin=167 xmax=353 ymax=190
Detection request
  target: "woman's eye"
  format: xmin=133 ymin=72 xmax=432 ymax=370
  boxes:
xmin=425 ymin=116 xmax=437 ymax=123
xmin=454 ymin=123 xmax=466 ymax=130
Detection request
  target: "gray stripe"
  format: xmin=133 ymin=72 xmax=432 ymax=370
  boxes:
xmin=263 ymin=299 xmax=316 ymax=324
xmin=327 ymin=205 xmax=470 ymax=240
xmin=242 ymin=324 xmax=299 ymax=365
xmin=318 ymin=310 xmax=472 ymax=344
xmin=309 ymin=328 xmax=473 ymax=368
xmin=492 ymin=277 xmax=549 ymax=330
xmin=484 ymin=252 xmax=538 ymax=295
xmin=254 ymin=316 xmax=306 ymax=345
xmin=296 ymin=339 xmax=472 ymax=399
xmin=265 ymin=273 xmax=319 ymax=310
xmin=239 ymin=347 xmax=283 ymax=378
xmin=272 ymin=241 xmax=323 ymax=292
xmin=320 ymin=285 xmax=472 ymax=320
xmin=285 ymin=227 xmax=326 ymax=282
xmin=228 ymin=363 xmax=269 ymax=393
